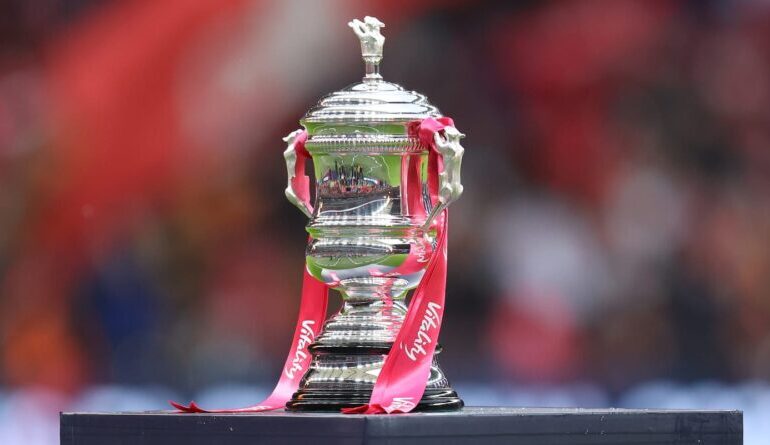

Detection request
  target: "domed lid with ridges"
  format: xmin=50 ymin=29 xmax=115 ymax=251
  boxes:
xmin=302 ymin=16 xmax=441 ymax=125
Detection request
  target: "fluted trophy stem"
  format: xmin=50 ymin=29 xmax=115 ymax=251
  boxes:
xmin=364 ymin=60 xmax=381 ymax=80
xmin=316 ymin=287 xmax=407 ymax=349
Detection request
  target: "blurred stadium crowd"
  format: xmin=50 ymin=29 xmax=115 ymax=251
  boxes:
xmin=1 ymin=0 xmax=769 ymax=443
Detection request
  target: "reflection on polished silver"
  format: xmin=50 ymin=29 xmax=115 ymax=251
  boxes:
xmin=424 ymin=126 xmax=466 ymax=230
xmin=302 ymin=80 xmax=440 ymax=125
xmin=285 ymin=16 xmax=464 ymax=411
xmin=283 ymin=129 xmax=312 ymax=218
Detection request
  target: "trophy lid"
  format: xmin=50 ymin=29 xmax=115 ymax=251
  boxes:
xmin=302 ymin=16 xmax=441 ymax=125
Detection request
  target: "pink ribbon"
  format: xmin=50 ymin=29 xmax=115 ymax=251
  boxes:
xmin=342 ymin=117 xmax=454 ymax=414
xmin=289 ymin=130 xmax=313 ymax=214
xmin=172 ymin=118 xmax=456 ymax=414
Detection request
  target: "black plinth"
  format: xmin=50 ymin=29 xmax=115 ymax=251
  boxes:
xmin=61 ymin=407 xmax=741 ymax=445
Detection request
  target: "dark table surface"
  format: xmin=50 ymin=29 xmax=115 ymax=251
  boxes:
xmin=60 ymin=407 xmax=742 ymax=445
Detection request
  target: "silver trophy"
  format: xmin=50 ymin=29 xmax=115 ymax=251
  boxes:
xmin=283 ymin=16 xmax=465 ymax=411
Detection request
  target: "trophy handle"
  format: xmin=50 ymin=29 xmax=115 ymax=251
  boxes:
xmin=283 ymin=129 xmax=314 ymax=218
xmin=423 ymin=126 xmax=465 ymax=231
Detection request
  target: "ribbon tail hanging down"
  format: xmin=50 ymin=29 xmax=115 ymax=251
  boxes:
xmin=343 ymin=117 xmax=456 ymax=415
xmin=342 ymin=212 xmax=448 ymax=414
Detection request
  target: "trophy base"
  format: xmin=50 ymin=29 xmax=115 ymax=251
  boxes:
xmin=62 ymin=408 xmax=743 ymax=444
xmin=285 ymin=344 xmax=463 ymax=412
xmin=286 ymin=387 xmax=464 ymax=412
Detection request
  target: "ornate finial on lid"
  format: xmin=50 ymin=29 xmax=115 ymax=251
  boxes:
xmin=348 ymin=16 xmax=385 ymax=81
